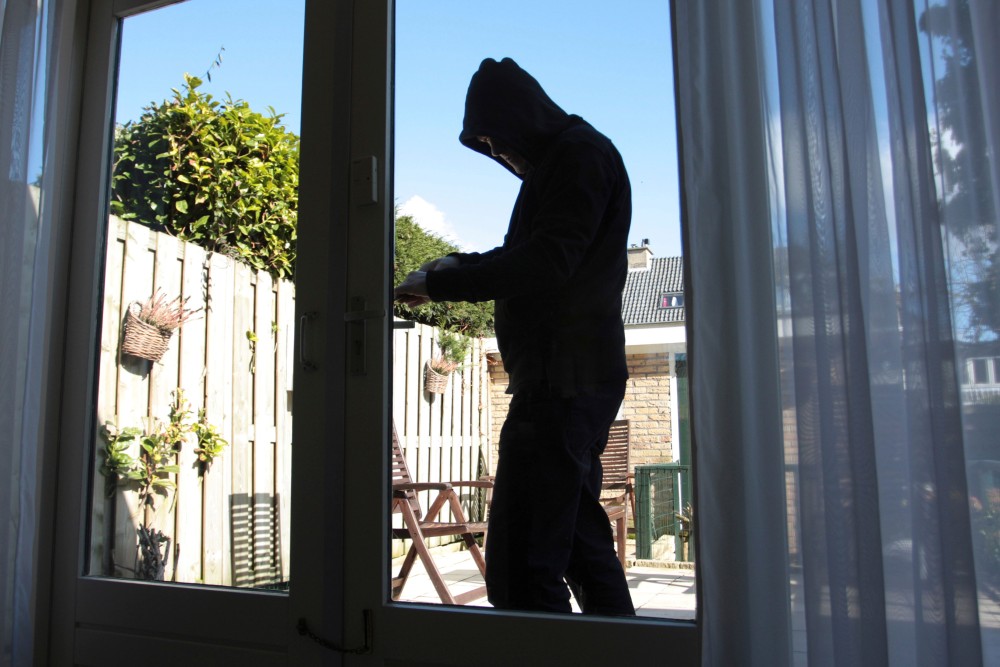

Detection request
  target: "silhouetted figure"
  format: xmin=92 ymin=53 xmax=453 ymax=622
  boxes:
xmin=394 ymin=57 xmax=634 ymax=615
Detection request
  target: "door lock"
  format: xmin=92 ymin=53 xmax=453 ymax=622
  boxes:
xmin=345 ymin=297 xmax=385 ymax=376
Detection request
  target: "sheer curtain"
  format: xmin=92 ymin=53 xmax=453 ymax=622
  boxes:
xmin=673 ymin=0 xmax=998 ymax=665
xmin=0 ymin=0 xmax=61 ymax=665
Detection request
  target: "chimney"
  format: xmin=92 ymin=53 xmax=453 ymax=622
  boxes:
xmin=627 ymin=240 xmax=653 ymax=270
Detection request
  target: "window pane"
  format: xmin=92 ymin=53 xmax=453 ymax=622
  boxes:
xmin=391 ymin=0 xmax=693 ymax=619
xmin=972 ymin=359 xmax=989 ymax=385
xmin=87 ymin=0 xmax=303 ymax=590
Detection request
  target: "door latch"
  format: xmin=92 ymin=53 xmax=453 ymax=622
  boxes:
xmin=345 ymin=297 xmax=384 ymax=376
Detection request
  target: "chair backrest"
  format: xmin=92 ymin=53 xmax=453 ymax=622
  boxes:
xmin=600 ymin=420 xmax=631 ymax=491
xmin=390 ymin=424 xmax=422 ymax=518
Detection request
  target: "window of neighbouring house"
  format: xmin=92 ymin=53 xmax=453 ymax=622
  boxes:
xmin=659 ymin=292 xmax=684 ymax=309
xmin=966 ymin=357 xmax=999 ymax=386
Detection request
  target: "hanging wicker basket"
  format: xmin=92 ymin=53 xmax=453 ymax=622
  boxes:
xmin=121 ymin=302 xmax=173 ymax=362
xmin=424 ymin=361 xmax=450 ymax=394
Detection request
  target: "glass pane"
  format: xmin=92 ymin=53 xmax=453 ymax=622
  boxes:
xmin=391 ymin=0 xmax=693 ymax=619
xmin=87 ymin=0 xmax=304 ymax=590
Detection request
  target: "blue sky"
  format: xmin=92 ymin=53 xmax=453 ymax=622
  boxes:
xmin=116 ymin=0 xmax=681 ymax=258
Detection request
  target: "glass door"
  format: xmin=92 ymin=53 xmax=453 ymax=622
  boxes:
xmin=50 ymin=0 xmax=351 ymax=663
xmin=343 ymin=0 xmax=699 ymax=663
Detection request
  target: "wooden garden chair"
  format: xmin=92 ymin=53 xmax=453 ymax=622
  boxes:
xmin=600 ymin=420 xmax=634 ymax=568
xmin=390 ymin=425 xmax=493 ymax=605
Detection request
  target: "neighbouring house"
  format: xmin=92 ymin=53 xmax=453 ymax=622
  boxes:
xmin=486 ymin=241 xmax=689 ymax=476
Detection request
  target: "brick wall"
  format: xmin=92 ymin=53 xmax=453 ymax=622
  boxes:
xmin=622 ymin=352 xmax=674 ymax=468
xmin=484 ymin=351 xmax=676 ymax=474
xmin=486 ymin=355 xmax=509 ymax=474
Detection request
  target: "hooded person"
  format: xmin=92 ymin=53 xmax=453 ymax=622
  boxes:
xmin=394 ymin=57 xmax=635 ymax=616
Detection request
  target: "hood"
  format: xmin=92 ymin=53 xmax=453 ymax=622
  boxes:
xmin=459 ymin=58 xmax=575 ymax=177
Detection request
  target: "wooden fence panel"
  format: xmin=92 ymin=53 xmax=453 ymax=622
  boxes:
xmin=112 ymin=220 xmax=154 ymax=577
xmin=175 ymin=242 xmax=207 ymax=584
xmin=202 ymin=252 xmax=234 ymax=585
xmin=149 ymin=231 xmax=181 ymax=581
xmin=230 ymin=262 xmax=255 ymax=587
xmin=275 ymin=279 xmax=294 ymax=581
xmin=252 ymin=270 xmax=278 ymax=586
xmin=90 ymin=218 xmax=125 ymax=576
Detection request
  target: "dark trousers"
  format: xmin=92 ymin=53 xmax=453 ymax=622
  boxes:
xmin=484 ymin=382 xmax=635 ymax=615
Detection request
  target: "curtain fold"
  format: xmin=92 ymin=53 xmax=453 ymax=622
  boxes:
xmin=672 ymin=2 xmax=792 ymax=665
xmin=0 ymin=0 xmax=57 ymax=664
xmin=674 ymin=0 xmax=997 ymax=665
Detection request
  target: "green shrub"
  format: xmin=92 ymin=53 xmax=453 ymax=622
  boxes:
xmin=111 ymin=74 xmax=299 ymax=278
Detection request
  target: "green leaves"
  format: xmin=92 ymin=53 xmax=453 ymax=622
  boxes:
xmin=111 ymin=75 xmax=299 ymax=278
xmin=99 ymin=389 xmax=229 ymax=507
xmin=192 ymin=409 xmax=229 ymax=472
xmin=100 ymin=423 xmax=142 ymax=497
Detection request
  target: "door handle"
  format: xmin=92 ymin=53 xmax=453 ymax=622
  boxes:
xmin=299 ymin=311 xmax=318 ymax=371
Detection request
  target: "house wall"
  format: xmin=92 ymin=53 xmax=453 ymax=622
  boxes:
xmin=485 ymin=351 xmax=677 ymax=475
xmin=622 ymin=352 xmax=675 ymax=467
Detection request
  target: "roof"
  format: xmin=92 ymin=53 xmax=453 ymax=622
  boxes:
xmin=621 ymin=256 xmax=685 ymax=325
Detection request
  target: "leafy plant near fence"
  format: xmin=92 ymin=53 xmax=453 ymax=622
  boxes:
xmin=111 ymin=74 xmax=299 ymax=278
xmin=101 ymin=389 xmax=229 ymax=580
xmin=393 ymin=214 xmax=494 ymax=338
xmin=101 ymin=389 xmax=229 ymax=497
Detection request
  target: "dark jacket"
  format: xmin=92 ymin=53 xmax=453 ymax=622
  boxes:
xmin=425 ymin=57 xmax=631 ymax=396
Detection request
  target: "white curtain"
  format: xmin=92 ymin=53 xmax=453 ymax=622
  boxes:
xmin=0 ymin=0 xmax=59 ymax=665
xmin=674 ymin=0 xmax=998 ymax=665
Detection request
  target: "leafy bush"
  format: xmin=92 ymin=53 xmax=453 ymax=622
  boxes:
xmin=394 ymin=215 xmax=494 ymax=337
xmin=111 ymin=74 xmax=299 ymax=278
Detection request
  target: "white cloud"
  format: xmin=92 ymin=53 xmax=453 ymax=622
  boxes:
xmin=398 ymin=195 xmax=463 ymax=248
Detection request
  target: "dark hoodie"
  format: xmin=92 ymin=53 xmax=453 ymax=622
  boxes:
xmin=425 ymin=58 xmax=631 ymax=396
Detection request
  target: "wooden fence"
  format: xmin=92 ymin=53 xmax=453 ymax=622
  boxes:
xmin=92 ymin=216 xmax=492 ymax=585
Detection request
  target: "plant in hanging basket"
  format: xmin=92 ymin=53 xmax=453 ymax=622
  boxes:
xmin=424 ymin=330 xmax=472 ymax=394
xmin=120 ymin=290 xmax=201 ymax=362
